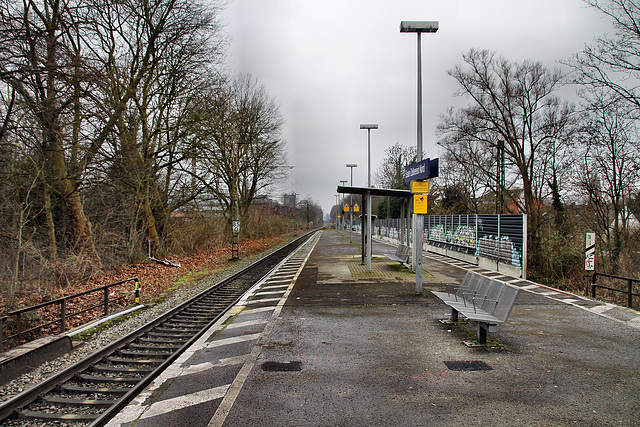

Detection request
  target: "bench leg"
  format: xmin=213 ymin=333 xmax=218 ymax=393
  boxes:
xmin=477 ymin=323 xmax=487 ymax=344
xmin=451 ymin=307 xmax=459 ymax=322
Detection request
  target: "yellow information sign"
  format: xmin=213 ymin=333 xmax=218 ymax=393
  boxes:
xmin=353 ymin=203 xmax=360 ymax=212
xmin=411 ymin=180 xmax=430 ymax=194
xmin=337 ymin=214 xmax=341 ymax=218
xmin=413 ymin=195 xmax=428 ymax=214
xmin=344 ymin=203 xmax=350 ymax=212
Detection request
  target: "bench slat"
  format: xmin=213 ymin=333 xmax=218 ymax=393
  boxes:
xmin=431 ymin=271 xmax=519 ymax=344
xmin=385 ymin=244 xmax=411 ymax=264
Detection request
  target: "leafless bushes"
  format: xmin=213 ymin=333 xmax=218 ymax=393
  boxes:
xmin=0 ymin=0 xmax=289 ymax=309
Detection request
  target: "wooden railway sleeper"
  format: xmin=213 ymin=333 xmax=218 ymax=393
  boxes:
xmin=138 ymin=336 xmax=188 ymax=344
xmin=60 ymin=384 xmax=131 ymax=396
xmin=105 ymin=356 xmax=162 ymax=365
xmin=91 ymin=364 xmax=155 ymax=374
xmin=146 ymin=330 xmax=192 ymax=338
xmin=166 ymin=318 xmax=211 ymax=326
xmin=172 ymin=314 xmax=212 ymax=322
xmin=155 ymin=326 xmax=201 ymax=333
xmin=129 ymin=341 xmax=182 ymax=351
xmin=18 ymin=409 xmax=100 ymax=423
xmin=116 ymin=349 xmax=171 ymax=359
xmin=41 ymin=395 xmax=117 ymax=408
xmin=75 ymin=373 xmax=142 ymax=384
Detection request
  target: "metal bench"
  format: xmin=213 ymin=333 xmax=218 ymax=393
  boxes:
xmin=432 ymin=271 xmax=519 ymax=344
xmin=385 ymin=244 xmax=411 ymax=264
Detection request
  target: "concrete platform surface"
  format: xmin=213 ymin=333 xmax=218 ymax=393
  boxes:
xmin=110 ymin=229 xmax=640 ymax=427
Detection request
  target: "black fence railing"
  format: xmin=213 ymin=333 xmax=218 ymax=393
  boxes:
xmin=591 ymin=272 xmax=640 ymax=309
xmin=0 ymin=278 xmax=140 ymax=351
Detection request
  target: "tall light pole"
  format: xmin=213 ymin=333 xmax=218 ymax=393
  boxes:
xmin=339 ymin=180 xmax=347 ymax=230
xmin=400 ymin=21 xmax=438 ymax=162
xmin=360 ymin=124 xmax=378 ymax=187
xmin=346 ymin=163 xmax=357 ymax=243
xmin=401 ymin=20 xmax=438 ymax=294
xmin=360 ymin=124 xmax=378 ymax=272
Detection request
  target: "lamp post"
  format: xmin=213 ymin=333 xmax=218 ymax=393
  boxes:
xmin=401 ymin=20 xmax=438 ymax=294
xmin=339 ymin=180 xmax=348 ymax=231
xmin=346 ymin=164 xmax=357 ymax=243
xmin=400 ymin=21 xmax=438 ymax=162
xmin=360 ymin=124 xmax=378 ymax=272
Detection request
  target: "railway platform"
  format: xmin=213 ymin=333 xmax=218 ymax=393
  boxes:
xmin=107 ymin=229 xmax=640 ymax=426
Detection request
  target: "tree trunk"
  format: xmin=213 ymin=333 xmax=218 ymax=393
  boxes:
xmin=44 ymin=125 xmax=101 ymax=267
xmin=43 ymin=184 xmax=57 ymax=263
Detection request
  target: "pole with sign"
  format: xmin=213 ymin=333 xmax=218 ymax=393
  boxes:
xmin=585 ymin=232 xmax=595 ymax=271
xmin=411 ymin=180 xmax=431 ymax=294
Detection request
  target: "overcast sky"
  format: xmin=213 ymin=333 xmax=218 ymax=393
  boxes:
xmin=220 ymin=0 xmax=614 ymax=215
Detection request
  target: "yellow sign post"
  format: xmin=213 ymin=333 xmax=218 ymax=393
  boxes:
xmin=353 ymin=203 xmax=360 ymax=212
xmin=344 ymin=203 xmax=350 ymax=212
xmin=411 ymin=180 xmax=430 ymax=194
xmin=413 ymin=194 xmax=428 ymax=214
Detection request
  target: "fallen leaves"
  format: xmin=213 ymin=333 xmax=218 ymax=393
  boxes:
xmin=0 ymin=234 xmax=292 ymax=349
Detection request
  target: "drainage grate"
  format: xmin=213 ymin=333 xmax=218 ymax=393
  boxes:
xmin=443 ymin=360 xmax=493 ymax=371
xmin=261 ymin=361 xmax=303 ymax=372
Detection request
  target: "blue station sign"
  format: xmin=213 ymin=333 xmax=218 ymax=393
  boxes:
xmin=404 ymin=158 xmax=439 ymax=183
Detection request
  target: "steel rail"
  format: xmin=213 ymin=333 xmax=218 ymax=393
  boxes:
xmin=0 ymin=230 xmax=318 ymax=425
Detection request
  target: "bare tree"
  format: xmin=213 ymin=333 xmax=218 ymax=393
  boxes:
xmin=437 ymin=49 xmax=577 ymax=267
xmin=576 ymin=90 xmax=640 ymax=270
xmin=373 ymin=142 xmax=415 ymax=218
xmin=196 ymin=74 xmax=287 ymax=221
xmin=98 ymin=0 xmax=223 ymax=252
xmin=0 ymin=0 xmax=104 ymax=264
xmin=569 ymin=0 xmax=640 ymax=113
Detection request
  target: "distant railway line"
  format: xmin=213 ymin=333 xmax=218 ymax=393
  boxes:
xmin=0 ymin=230 xmax=319 ymax=426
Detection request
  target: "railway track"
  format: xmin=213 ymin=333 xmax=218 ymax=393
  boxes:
xmin=0 ymin=231 xmax=319 ymax=426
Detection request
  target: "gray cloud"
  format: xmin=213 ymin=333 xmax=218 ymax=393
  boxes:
xmin=221 ymin=0 xmax=612 ymax=214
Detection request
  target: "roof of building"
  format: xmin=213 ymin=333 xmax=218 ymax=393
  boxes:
xmin=337 ymin=186 xmax=412 ymax=198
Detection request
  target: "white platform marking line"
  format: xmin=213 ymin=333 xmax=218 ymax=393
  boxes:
xmin=208 ymin=232 xmax=321 ymax=427
xmin=246 ymin=297 xmax=282 ymax=305
xmin=225 ymin=318 xmax=267 ymax=330
xmin=179 ymin=355 xmax=247 ymax=376
xmin=243 ymin=306 xmax=275 ymax=314
xmin=261 ymin=284 xmax=290 ymax=289
xmin=137 ymin=384 xmax=230 ymax=421
xmin=253 ymin=290 xmax=286 ymax=297
xmin=105 ymin=308 xmax=239 ymax=426
xmin=207 ymin=333 xmax=261 ymax=348
xmin=591 ymin=304 xmax=616 ymax=314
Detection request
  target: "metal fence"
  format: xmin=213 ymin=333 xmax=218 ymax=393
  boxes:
xmin=591 ymin=272 xmax=640 ymax=309
xmin=377 ymin=214 xmax=526 ymax=270
xmin=0 ymin=278 xmax=140 ymax=351
xmin=425 ymin=214 xmax=525 ymax=268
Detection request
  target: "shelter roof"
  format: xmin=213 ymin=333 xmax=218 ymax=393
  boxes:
xmin=337 ymin=186 xmax=412 ymax=199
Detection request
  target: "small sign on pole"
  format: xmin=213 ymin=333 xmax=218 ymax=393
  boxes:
xmin=410 ymin=180 xmax=430 ymax=194
xmin=585 ymin=232 xmax=595 ymax=271
xmin=413 ymin=195 xmax=428 ymax=214
xmin=354 ymin=203 xmax=360 ymax=212
xmin=344 ymin=203 xmax=350 ymax=212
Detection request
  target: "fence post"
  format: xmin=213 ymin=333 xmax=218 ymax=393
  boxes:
xmin=60 ymin=299 xmax=66 ymax=333
xmin=0 ymin=316 xmax=4 ymax=351
xmin=134 ymin=279 xmax=141 ymax=304
xmin=104 ymin=287 xmax=109 ymax=316
xmin=591 ymin=273 xmax=598 ymax=299
xmin=16 ymin=313 xmax=22 ymax=342
xmin=628 ymin=279 xmax=633 ymax=308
